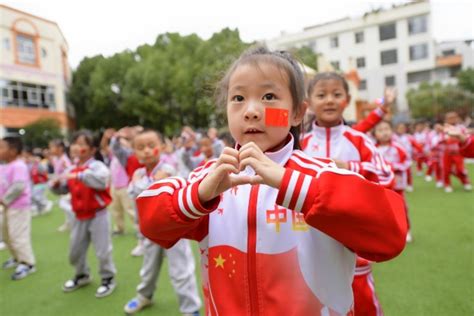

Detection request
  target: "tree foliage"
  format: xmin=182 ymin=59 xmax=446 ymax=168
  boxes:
xmin=23 ymin=118 xmax=62 ymax=149
xmin=69 ymin=29 xmax=250 ymax=135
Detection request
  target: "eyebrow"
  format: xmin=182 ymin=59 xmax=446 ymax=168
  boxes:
xmin=229 ymin=82 xmax=282 ymax=92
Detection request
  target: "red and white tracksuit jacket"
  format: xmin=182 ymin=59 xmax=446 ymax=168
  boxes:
xmin=460 ymin=136 xmax=474 ymax=158
xmin=376 ymin=141 xmax=411 ymax=192
xmin=137 ymin=136 xmax=407 ymax=316
xmin=301 ymin=122 xmax=395 ymax=316
xmin=352 ymin=107 xmax=385 ymax=133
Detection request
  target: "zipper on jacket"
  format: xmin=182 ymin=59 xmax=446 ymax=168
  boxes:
xmin=247 ymin=184 xmax=260 ymax=316
xmin=325 ymin=127 xmax=331 ymax=158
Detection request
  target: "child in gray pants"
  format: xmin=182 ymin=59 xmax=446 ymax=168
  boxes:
xmin=124 ymin=129 xmax=201 ymax=315
xmin=51 ymin=130 xmax=117 ymax=298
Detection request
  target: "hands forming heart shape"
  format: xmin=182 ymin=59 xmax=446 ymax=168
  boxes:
xmin=198 ymin=142 xmax=286 ymax=203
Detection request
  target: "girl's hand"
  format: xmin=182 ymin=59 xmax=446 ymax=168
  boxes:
xmin=383 ymin=87 xmax=397 ymax=108
xmin=198 ymin=148 xmax=257 ymax=203
xmin=238 ymin=142 xmax=286 ymax=189
xmin=153 ymin=170 xmax=169 ymax=181
xmin=333 ymin=159 xmax=349 ymax=170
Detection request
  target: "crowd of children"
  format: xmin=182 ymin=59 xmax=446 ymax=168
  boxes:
xmin=1 ymin=46 xmax=473 ymax=316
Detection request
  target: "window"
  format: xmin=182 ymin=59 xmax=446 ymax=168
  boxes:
xmin=449 ymin=66 xmax=461 ymax=78
xmin=381 ymin=49 xmax=398 ymax=65
xmin=379 ymin=23 xmax=396 ymax=41
xmin=330 ymin=36 xmax=339 ymax=48
xmin=331 ymin=61 xmax=340 ymax=70
xmin=0 ymin=79 xmax=55 ymax=109
xmin=409 ymin=43 xmax=428 ymax=61
xmin=307 ymin=40 xmax=317 ymax=52
xmin=356 ymin=57 xmax=366 ymax=68
xmin=41 ymin=47 xmax=47 ymax=58
xmin=442 ymin=49 xmax=455 ymax=56
xmin=385 ymin=76 xmax=396 ymax=86
xmin=407 ymin=70 xmax=431 ymax=84
xmin=355 ymin=31 xmax=364 ymax=44
xmin=16 ymin=34 xmax=37 ymax=65
xmin=408 ymin=15 xmax=427 ymax=35
xmin=359 ymin=79 xmax=367 ymax=90
xmin=3 ymin=38 xmax=10 ymax=50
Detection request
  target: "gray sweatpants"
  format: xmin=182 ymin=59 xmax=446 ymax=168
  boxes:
xmin=69 ymin=210 xmax=116 ymax=279
xmin=137 ymin=238 xmax=201 ymax=314
xmin=59 ymin=194 xmax=74 ymax=227
xmin=31 ymin=184 xmax=49 ymax=211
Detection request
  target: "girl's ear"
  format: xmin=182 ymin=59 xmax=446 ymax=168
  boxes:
xmin=292 ymin=100 xmax=308 ymax=127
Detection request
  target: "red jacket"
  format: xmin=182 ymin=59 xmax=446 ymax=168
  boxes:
xmin=460 ymin=136 xmax=474 ymax=158
xmin=136 ymin=136 xmax=406 ymax=316
xmin=67 ymin=159 xmax=112 ymax=220
xmin=30 ymin=162 xmax=48 ymax=184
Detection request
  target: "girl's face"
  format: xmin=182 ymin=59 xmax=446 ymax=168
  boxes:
xmin=374 ymin=122 xmax=392 ymax=144
xmin=133 ymin=132 xmax=161 ymax=167
xmin=308 ymin=79 xmax=350 ymax=127
xmin=199 ymin=138 xmax=214 ymax=159
xmin=226 ymin=63 xmax=304 ymax=152
xmin=73 ymin=135 xmax=94 ymax=162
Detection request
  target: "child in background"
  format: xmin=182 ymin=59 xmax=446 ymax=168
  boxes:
xmin=439 ymin=111 xmax=471 ymax=193
xmin=136 ymin=47 xmax=406 ymax=315
xmin=26 ymin=148 xmax=53 ymax=216
xmin=197 ymin=136 xmax=216 ymax=167
xmin=302 ymin=72 xmax=395 ymax=316
xmin=0 ymin=137 xmax=36 ymax=280
xmin=393 ymin=123 xmax=422 ymax=192
xmin=426 ymin=123 xmax=444 ymax=188
xmin=374 ymin=121 xmax=413 ymax=242
xmin=207 ymin=127 xmax=225 ymax=157
xmin=51 ymin=130 xmax=117 ymax=298
xmin=124 ymin=129 xmax=201 ymax=315
xmin=49 ymin=139 xmax=73 ymax=232
xmin=413 ymin=122 xmax=429 ymax=175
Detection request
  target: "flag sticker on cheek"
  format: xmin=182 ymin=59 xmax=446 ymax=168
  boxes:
xmin=265 ymin=108 xmax=289 ymax=127
xmin=153 ymin=148 xmax=160 ymax=156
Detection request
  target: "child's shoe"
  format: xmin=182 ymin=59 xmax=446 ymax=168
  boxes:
xmin=130 ymin=241 xmax=145 ymax=257
xmin=0 ymin=241 xmax=6 ymax=251
xmin=464 ymin=184 xmax=472 ymax=191
xmin=2 ymin=258 xmax=18 ymax=269
xmin=124 ymin=295 xmax=153 ymax=314
xmin=95 ymin=277 xmax=116 ymax=298
xmin=444 ymin=186 xmax=453 ymax=193
xmin=11 ymin=263 xmax=36 ymax=280
xmin=63 ymin=274 xmax=92 ymax=292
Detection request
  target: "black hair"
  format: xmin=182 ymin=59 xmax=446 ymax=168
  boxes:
xmin=2 ymin=137 xmax=23 ymax=155
xmin=49 ymin=139 xmax=66 ymax=150
xmin=217 ymin=46 xmax=306 ymax=149
xmin=307 ymin=72 xmax=349 ymax=97
xmin=71 ymin=130 xmax=104 ymax=161
xmin=134 ymin=129 xmax=164 ymax=144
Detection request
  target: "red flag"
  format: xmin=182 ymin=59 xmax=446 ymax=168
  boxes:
xmin=265 ymin=108 xmax=289 ymax=127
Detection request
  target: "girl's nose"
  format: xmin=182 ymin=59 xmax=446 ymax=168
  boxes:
xmin=244 ymin=101 xmax=262 ymax=121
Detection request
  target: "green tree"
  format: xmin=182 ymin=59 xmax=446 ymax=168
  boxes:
xmin=290 ymin=46 xmax=318 ymax=71
xmin=406 ymin=82 xmax=474 ymax=120
xmin=457 ymin=68 xmax=474 ymax=92
xmin=23 ymin=118 xmax=62 ymax=149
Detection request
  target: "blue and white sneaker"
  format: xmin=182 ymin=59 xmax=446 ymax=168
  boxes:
xmin=124 ymin=296 xmax=152 ymax=314
xmin=182 ymin=312 xmax=200 ymax=316
xmin=11 ymin=263 xmax=36 ymax=280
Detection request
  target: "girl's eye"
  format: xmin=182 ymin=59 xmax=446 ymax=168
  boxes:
xmin=317 ymin=94 xmax=325 ymax=98
xmin=231 ymin=95 xmax=244 ymax=102
xmin=262 ymin=93 xmax=276 ymax=101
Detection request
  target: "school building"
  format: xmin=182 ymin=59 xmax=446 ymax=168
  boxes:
xmin=265 ymin=0 xmax=474 ymax=121
xmin=0 ymin=4 xmax=73 ymax=138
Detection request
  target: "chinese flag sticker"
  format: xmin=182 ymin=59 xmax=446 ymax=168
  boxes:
xmin=265 ymin=108 xmax=289 ymax=127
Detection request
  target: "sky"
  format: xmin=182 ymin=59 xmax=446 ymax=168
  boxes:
xmin=3 ymin=0 xmax=474 ymax=68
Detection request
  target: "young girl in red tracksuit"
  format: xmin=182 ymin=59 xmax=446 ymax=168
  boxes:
xmin=302 ymin=72 xmax=396 ymax=316
xmin=374 ymin=121 xmax=413 ymax=242
xmin=136 ymin=47 xmax=407 ymax=316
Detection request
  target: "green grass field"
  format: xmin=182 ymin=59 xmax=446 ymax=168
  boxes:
xmin=1 ymin=165 xmax=473 ymax=316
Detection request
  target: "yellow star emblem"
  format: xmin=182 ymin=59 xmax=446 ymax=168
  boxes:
xmin=214 ymin=254 xmax=226 ymax=269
